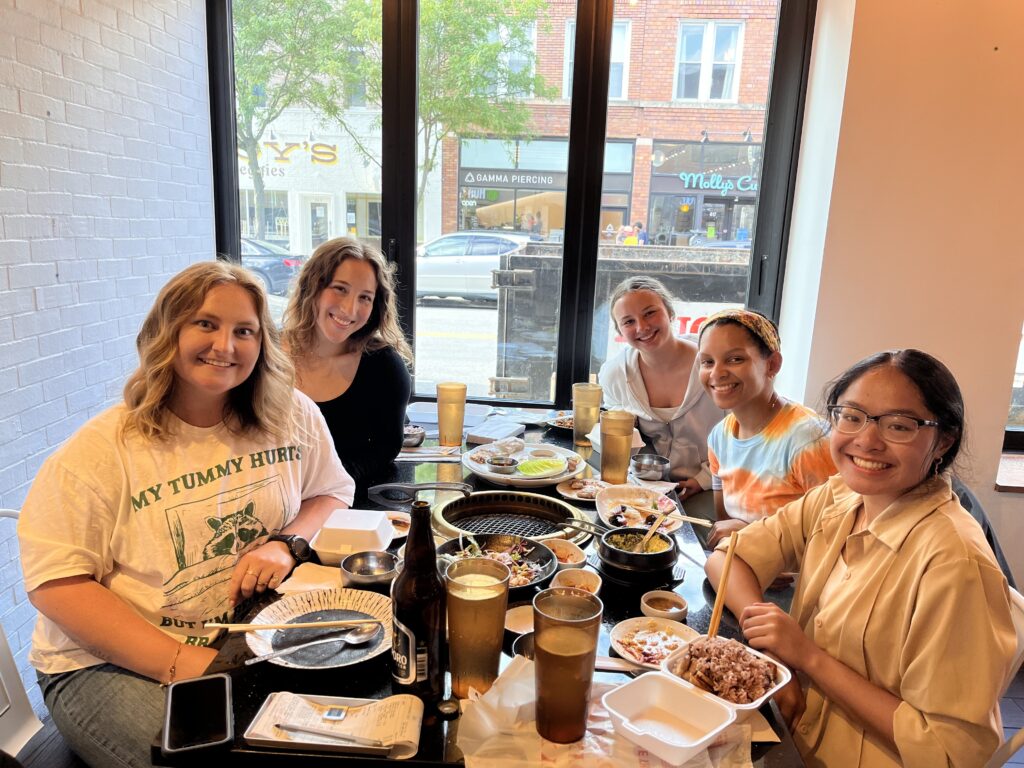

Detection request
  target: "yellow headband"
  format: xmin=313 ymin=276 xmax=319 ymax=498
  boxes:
xmin=700 ymin=309 xmax=781 ymax=353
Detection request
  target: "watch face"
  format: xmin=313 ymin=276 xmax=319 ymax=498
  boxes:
xmin=291 ymin=537 xmax=312 ymax=561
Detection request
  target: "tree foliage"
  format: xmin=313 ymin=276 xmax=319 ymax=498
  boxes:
xmin=233 ymin=0 xmax=553 ymax=232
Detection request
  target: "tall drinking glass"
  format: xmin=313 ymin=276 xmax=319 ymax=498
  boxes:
xmin=436 ymin=382 xmax=467 ymax=447
xmin=446 ymin=559 xmax=510 ymax=698
xmin=600 ymin=410 xmax=634 ymax=484
xmin=571 ymin=383 xmax=602 ymax=446
xmin=533 ymin=587 xmax=603 ymax=743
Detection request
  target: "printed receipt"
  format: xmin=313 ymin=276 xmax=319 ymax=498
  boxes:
xmin=246 ymin=691 xmax=424 ymax=759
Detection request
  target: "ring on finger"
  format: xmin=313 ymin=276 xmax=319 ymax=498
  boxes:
xmin=257 ymin=580 xmax=268 ymax=587
xmin=246 ymin=569 xmax=257 ymax=576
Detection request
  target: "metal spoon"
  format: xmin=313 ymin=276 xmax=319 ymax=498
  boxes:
xmin=245 ymin=623 xmax=381 ymax=665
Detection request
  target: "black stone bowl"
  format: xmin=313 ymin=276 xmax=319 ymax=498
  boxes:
xmin=597 ymin=527 xmax=679 ymax=573
xmin=436 ymin=533 xmax=557 ymax=599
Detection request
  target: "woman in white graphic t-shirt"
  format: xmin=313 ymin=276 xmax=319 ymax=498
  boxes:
xmin=18 ymin=261 xmax=354 ymax=768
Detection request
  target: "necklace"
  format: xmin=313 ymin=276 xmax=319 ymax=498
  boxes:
xmin=745 ymin=392 xmax=779 ymax=436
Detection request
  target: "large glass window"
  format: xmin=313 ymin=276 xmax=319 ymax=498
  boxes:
xmin=675 ymin=20 xmax=743 ymax=101
xmin=589 ymin=7 xmax=773 ymax=377
xmin=1007 ymin=325 xmax=1024 ymax=448
xmin=216 ymin=0 xmax=812 ymax=405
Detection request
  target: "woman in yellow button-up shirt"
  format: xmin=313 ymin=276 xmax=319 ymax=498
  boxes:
xmin=707 ymin=349 xmax=1015 ymax=768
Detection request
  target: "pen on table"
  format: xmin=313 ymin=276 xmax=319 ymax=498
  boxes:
xmin=275 ymin=722 xmax=384 ymax=747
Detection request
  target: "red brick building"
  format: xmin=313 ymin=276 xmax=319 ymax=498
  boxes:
xmin=442 ymin=0 xmax=778 ymax=246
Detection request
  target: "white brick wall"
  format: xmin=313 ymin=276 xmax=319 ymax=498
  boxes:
xmin=0 ymin=0 xmax=215 ymax=716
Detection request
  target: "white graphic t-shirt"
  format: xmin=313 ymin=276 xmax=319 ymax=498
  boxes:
xmin=19 ymin=390 xmax=355 ymax=674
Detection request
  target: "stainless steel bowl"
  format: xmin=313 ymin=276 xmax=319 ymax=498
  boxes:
xmin=340 ymin=550 xmax=401 ymax=587
xmin=486 ymin=456 xmax=519 ymax=475
xmin=630 ymin=453 xmax=671 ymax=481
xmin=402 ymin=425 xmax=426 ymax=447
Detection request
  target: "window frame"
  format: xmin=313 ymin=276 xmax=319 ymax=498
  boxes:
xmin=207 ymin=0 xmax=817 ymax=408
xmin=673 ymin=19 xmax=745 ymax=103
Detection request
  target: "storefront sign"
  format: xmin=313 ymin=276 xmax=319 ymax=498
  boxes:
xmin=238 ymin=141 xmax=340 ymax=177
xmin=678 ymin=172 xmax=759 ymax=196
xmin=461 ymin=168 xmax=567 ymax=190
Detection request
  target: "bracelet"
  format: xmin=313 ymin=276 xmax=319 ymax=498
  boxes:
xmin=161 ymin=643 xmax=183 ymax=687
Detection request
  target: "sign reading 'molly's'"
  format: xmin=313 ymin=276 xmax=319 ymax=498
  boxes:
xmin=461 ymin=169 xmax=567 ymax=190
xmin=678 ymin=172 xmax=759 ymax=196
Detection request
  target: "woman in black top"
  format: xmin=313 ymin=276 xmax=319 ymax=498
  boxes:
xmin=283 ymin=238 xmax=412 ymax=489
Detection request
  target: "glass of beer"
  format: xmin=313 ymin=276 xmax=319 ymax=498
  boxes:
xmin=571 ymin=383 xmax=602 ymax=446
xmin=533 ymin=587 xmax=603 ymax=743
xmin=445 ymin=558 xmax=510 ymax=698
xmin=600 ymin=410 xmax=634 ymax=484
xmin=436 ymin=382 xmax=467 ymax=447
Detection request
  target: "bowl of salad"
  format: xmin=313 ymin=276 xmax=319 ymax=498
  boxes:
xmin=437 ymin=533 xmax=557 ymax=597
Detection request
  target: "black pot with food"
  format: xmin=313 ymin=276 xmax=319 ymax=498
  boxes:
xmin=597 ymin=527 xmax=678 ymax=577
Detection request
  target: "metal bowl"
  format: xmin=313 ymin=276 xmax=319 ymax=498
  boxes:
xmin=340 ymin=550 xmax=401 ymax=587
xmin=402 ymin=425 xmax=426 ymax=447
xmin=486 ymin=456 xmax=519 ymax=475
xmin=436 ymin=533 xmax=557 ymax=598
xmin=630 ymin=453 xmax=671 ymax=481
xmin=598 ymin=527 xmax=678 ymax=573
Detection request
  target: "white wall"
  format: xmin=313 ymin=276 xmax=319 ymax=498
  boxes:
xmin=0 ymin=0 xmax=214 ymax=715
xmin=779 ymin=0 xmax=1024 ymax=579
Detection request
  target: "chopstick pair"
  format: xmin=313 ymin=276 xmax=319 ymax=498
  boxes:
xmin=707 ymin=531 xmax=739 ymax=638
xmin=205 ymin=619 xmax=382 ymax=633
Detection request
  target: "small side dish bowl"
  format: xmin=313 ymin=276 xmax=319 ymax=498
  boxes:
xmin=486 ymin=456 xmax=519 ymax=475
xmin=546 ymin=538 xmax=586 ymax=570
xmin=504 ymin=604 xmax=534 ymax=635
xmin=340 ymin=550 xmax=401 ymax=587
xmin=630 ymin=453 xmax=671 ymax=481
xmin=550 ymin=568 xmax=602 ymax=596
xmin=402 ymin=424 xmax=426 ymax=447
xmin=641 ymin=590 xmax=688 ymax=621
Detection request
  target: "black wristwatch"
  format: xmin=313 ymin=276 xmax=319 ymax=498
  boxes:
xmin=268 ymin=534 xmax=313 ymax=564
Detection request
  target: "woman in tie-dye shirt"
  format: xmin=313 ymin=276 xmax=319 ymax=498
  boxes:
xmin=697 ymin=309 xmax=835 ymax=549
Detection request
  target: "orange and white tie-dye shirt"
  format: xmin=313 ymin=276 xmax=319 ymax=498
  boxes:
xmin=708 ymin=399 xmax=835 ymax=523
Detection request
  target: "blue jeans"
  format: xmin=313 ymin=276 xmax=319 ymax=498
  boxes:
xmin=38 ymin=665 xmax=164 ymax=768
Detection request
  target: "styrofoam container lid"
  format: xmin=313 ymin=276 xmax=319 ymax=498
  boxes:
xmin=313 ymin=509 xmax=393 ymax=558
xmin=660 ymin=635 xmax=791 ymax=716
xmin=602 ymin=671 xmax=735 ymax=765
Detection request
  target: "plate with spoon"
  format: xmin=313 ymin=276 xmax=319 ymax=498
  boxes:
xmin=243 ymin=588 xmax=392 ymax=669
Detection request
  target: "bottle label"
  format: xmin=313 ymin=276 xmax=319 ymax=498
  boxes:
xmin=391 ymin=614 xmax=416 ymax=685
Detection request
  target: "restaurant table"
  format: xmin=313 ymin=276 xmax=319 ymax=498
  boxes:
xmin=152 ymin=426 xmax=804 ymax=767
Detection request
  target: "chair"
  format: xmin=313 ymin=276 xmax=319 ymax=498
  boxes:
xmin=987 ymin=587 xmax=1024 ymax=767
xmin=0 ymin=511 xmax=42 ymax=757
xmin=952 ymin=479 xmax=1017 ymax=589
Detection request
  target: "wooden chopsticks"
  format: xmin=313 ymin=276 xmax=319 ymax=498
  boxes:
xmin=707 ymin=531 xmax=738 ymax=638
xmin=637 ymin=512 xmax=669 ymax=551
xmin=660 ymin=511 xmax=714 ymax=529
xmin=205 ymin=619 xmax=382 ymax=633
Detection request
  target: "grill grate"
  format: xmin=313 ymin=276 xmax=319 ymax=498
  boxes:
xmin=456 ymin=513 xmax=562 ymax=538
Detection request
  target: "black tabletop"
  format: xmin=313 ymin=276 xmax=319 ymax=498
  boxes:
xmin=152 ymin=427 xmax=804 ymax=767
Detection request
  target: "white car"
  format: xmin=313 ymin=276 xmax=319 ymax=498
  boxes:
xmin=416 ymin=231 xmax=532 ymax=302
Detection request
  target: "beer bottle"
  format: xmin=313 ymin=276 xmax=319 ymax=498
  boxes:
xmin=390 ymin=499 xmax=445 ymax=703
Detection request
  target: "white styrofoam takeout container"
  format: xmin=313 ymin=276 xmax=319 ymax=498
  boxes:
xmin=602 ymin=671 xmax=736 ymax=766
xmin=311 ymin=509 xmax=393 ymax=565
xmin=660 ymin=635 xmax=792 ymax=719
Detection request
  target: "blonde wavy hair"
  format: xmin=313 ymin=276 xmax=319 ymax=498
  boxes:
xmin=282 ymin=237 xmax=412 ymax=364
xmin=609 ymin=275 xmax=678 ymax=332
xmin=122 ymin=261 xmax=296 ymax=441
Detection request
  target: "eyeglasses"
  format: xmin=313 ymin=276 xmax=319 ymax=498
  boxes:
xmin=827 ymin=405 xmax=939 ymax=444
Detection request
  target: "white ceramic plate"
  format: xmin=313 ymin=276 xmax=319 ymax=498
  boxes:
xmin=245 ymin=588 xmax=392 ymax=670
xmin=545 ymin=410 xmax=574 ymax=432
xmin=462 ymin=444 xmax=585 ymax=488
xmin=387 ymin=511 xmax=411 ymax=541
xmin=555 ymin=476 xmax=609 ymax=502
xmin=609 ymin=616 xmax=699 ymax=670
xmin=504 ymin=604 xmax=534 ymax=634
xmin=596 ymin=485 xmax=681 ymax=533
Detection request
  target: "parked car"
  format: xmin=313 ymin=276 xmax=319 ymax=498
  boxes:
xmin=240 ymin=238 xmax=305 ymax=295
xmin=416 ymin=231 xmax=532 ymax=302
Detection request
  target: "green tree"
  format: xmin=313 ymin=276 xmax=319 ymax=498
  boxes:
xmin=233 ymin=0 xmax=554 ymax=233
xmin=233 ymin=0 xmax=357 ymax=240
